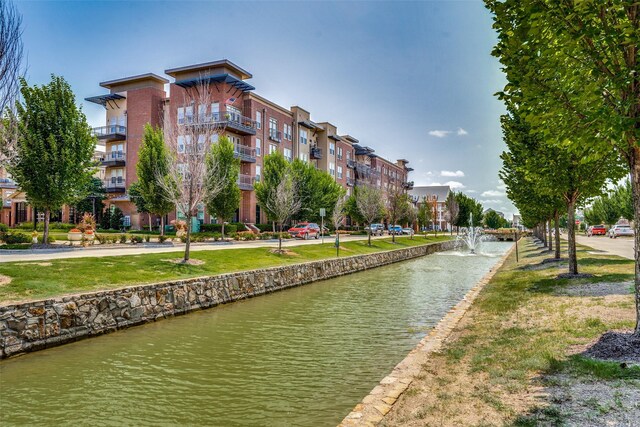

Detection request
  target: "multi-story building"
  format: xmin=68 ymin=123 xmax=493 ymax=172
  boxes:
xmin=2 ymin=59 xmax=412 ymax=229
xmin=409 ymin=185 xmax=451 ymax=231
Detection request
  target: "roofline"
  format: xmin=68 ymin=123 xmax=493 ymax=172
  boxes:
xmin=165 ymin=59 xmax=252 ymax=80
xmin=248 ymin=93 xmax=292 ymax=117
xmin=100 ymin=73 xmax=169 ymax=89
xmin=291 ymin=105 xmax=310 ymax=114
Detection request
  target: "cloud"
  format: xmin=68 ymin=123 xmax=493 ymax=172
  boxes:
xmin=430 ymin=181 xmax=466 ymax=189
xmin=428 ymin=130 xmax=451 ymax=138
xmin=457 ymin=128 xmax=468 ymax=136
xmin=440 ymin=170 xmax=465 ymax=177
xmin=466 ymin=190 xmax=477 ymax=194
xmin=481 ymin=199 xmax=502 ymax=204
xmin=497 ymin=181 xmax=507 ymax=190
xmin=481 ymin=190 xmax=505 ymax=197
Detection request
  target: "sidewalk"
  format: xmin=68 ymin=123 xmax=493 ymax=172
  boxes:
xmin=0 ymin=233 xmax=396 ymax=263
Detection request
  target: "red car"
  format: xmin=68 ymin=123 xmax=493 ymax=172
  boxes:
xmin=287 ymin=222 xmax=321 ymax=239
xmin=587 ymin=225 xmax=607 ymax=236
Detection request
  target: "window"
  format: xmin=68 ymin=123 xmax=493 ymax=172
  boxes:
xmin=256 ymin=111 xmax=262 ymax=129
xmin=337 ymin=166 xmax=343 ymax=179
xmin=256 ymin=138 xmax=262 ymax=156
xmin=337 ymin=147 xmax=343 ymax=160
xmin=299 ymin=152 xmax=308 ymax=162
xmin=177 ymin=107 xmax=185 ymax=125
xmin=211 ymin=102 xmax=220 ymax=120
xmin=284 ymin=148 xmax=292 ymax=162
xmin=185 ymin=106 xmax=194 ymax=124
xmin=210 ymin=134 xmax=219 ymax=144
xmin=284 ymin=124 xmax=292 ymax=140
xmin=197 ymin=134 xmax=206 ymax=152
xmin=329 ymin=142 xmax=335 ymax=156
xmin=329 ymin=162 xmax=335 ymax=176
xmin=256 ymin=165 xmax=261 ymax=182
xmin=269 ymin=143 xmax=277 ymax=154
xmin=198 ymin=104 xmax=207 ymax=122
xmin=346 ymin=169 xmax=351 ymax=178
xmin=269 ymin=117 xmax=277 ymax=132
xmin=299 ymin=129 xmax=308 ymax=145
xmin=178 ymin=135 xmax=185 ymax=153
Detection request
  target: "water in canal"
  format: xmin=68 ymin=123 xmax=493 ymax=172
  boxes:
xmin=0 ymin=242 xmax=511 ymax=426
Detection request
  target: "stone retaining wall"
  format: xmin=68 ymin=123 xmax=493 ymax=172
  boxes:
xmin=0 ymin=240 xmax=456 ymax=359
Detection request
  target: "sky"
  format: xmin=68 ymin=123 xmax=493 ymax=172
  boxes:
xmin=15 ymin=0 xmax=515 ymax=218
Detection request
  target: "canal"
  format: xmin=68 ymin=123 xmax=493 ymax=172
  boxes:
xmin=0 ymin=242 xmax=511 ymax=426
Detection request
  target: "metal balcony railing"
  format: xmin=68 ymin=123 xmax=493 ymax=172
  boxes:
xmin=103 ymin=177 xmax=126 ymax=192
xmin=237 ymin=174 xmax=255 ymax=190
xmin=310 ymin=146 xmax=322 ymax=160
xmin=234 ymin=144 xmax=256 ymax=163
xmin=269 ymin=129 xmax=282 ymax=143
xmin=101 ymin=151 xmax=126 ymax=165
xmin=403 ymin=180 xmax=415 ymax=189
xmin=346 ymin=159 xmax=356 ymax=169
xmin=186 ymin=111 xmax=258 ymax=134
xmin=92 ymin=125 xmax=126 ymax=140
xmin=346 ymin=177 xmax=355 ymax=187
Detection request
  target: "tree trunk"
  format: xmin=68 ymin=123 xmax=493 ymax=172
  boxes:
xmin=43 ymin=208 xmax=50 ymax=245
xmin=629 ymin=147 xmax=640 ymax=335
xmin=548 ymin=219 xmax=553 ymax=252
xmin=221 ymin=218 xmax=225 ymax=240
xmin=184 ymin=213 xmax=191 ymax=262
xmin=272 ymin=221 xmax=276 ymax=233
xmin=554 ymin=210 xmax=561 ymax=260
xmin=542 ymin=223 xmax=547 ymax=247
xmin=392 ymin=219 xmax=395 ymax=243
xmin=567 ymin=199 xmax=578 ymax=275
xmin=278 ymin=221 xmax=283 ymax=252
xmin=148 ymin=213 xmax=152 ymax=232
xmin=368 ymin=227 xmax=372 ymax=246
xmin=160 ymin=215 xmax=165 ymax=237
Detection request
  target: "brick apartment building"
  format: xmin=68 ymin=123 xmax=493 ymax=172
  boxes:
xmin=2 ymin=59 xmax=414 ymax=229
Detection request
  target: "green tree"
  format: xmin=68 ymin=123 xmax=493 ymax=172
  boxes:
xmin=344 ymin=189 xmax=365 ymax=225
xmin=444 ymin=191 xmax=459 ymax=234
xmin=417 ymin=196 xmax=433 ymax=236
xmin=290 ymin=158 xmax=344 ymax=222
xmin=454 ymin=192 xmax=484 ymax=229
xmin=486 ymin=0 xmax=639 ymax=333
xmin=611 ymin=180 xmax=633 ymax=221
xmin=73 ymin=177 xmax=106 ymax=223
xmin=136 ymin=124 xmax=174 ymax=236
xmin=484 ymin=210 xmax=503 ymax=230
xmin=110 ymin=206 xmax=123 ymax=231
xmin=255 ymin=151 xmax=289 ymax=231
xmin=205 ymin=136 xmax=240 ymax=239
xmin=128 ymin=181 xmax=152 ymax=231
xmin=592 ymin=193 xmax=621 ymax=228
xmin=10 ymin=76 xmax=96 ymax=243
xmin=100 ymin=206 xmax=111 ymax=230
xmin=386 ymin=187 xmax=411 ymax=243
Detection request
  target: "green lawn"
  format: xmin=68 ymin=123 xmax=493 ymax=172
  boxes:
xmin=0 ymin=235 xmax=451 ymax=304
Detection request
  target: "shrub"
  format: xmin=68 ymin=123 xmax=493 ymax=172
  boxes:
xmin=255 ymin=223 xmax=274 ymax=233
xmin=0 ymin=243 xmax=32 ymax=250
xmin=0 ymin=223 xmax=8 ymax=233
xmin=1 ymin=232 xmax=31 ymax=244
xmin=158 ymin=235 xmax=168 ymax=243
xmin=144 ymin=234 xmax=150 ymax=243
xmin=131 ymin=236 xmax=143 ymax=244
xmin=37 ymin=235 xmax=55 ymax=244
xmin=119 ymin=234 xmax=127 ymax=244
xmin=95 ymin=234 xmax=107 ymax=244
xmin=200 ymin=223 xmax=238 ymax=234
xmin=16 ymin=222 xmax=34 ymax=230
xmin=237 ymin=231 xmax=256 ymax=241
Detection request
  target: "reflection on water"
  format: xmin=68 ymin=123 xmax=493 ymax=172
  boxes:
xmin=0 ymin=242 xmax=512 ymax=427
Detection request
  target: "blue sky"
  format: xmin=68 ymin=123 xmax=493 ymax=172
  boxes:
xmin=16 ymin=0 xmax=514 ymax=217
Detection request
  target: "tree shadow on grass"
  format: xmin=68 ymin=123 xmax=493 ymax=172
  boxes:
xmin=579 ymin=257 xmax=634 ymax=267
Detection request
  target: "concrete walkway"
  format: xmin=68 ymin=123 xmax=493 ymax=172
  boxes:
xmin=569 ymin=234 xmax=634 ymax=260
xmin=0 ymin=233 xmax=424 ymax=263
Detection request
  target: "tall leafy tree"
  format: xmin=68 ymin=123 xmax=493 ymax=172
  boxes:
xmin=205 ymin=136 xmax=240 ymax=239
xmin=444 ymin=191 xmax=459 ymax=234
xmin=255 ymin=151 xmax=289 ymax=231
xmin=136 ymin=124 xmax=174 ymax=235
xmin=484 ymin=210 xmax=504 ymax=230
xmin=128 ymin=181 xmax=152 ymax=231
xmin=290 ymin=158 xmax=344 ymax=222
xmin=73 ymin=177 xmax=106 ymax=223
xmin=417 ymin=196 xmax=433 ymax=236
xmin=454 ymin=192 xmax=484 ymax=228
xmin=10 ymin=76 xmax=96 ymax=243
xmin=487 ymin=0 xmax=640 ymax=333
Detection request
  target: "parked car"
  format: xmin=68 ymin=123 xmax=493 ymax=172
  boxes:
xmin=608 ymin=224 xmax=634 ymax=238
xmin=388 ymin=225 xmax=403 ymax=235
xmin=587 ymin=225 xmax=607 ymax=236
xmin=365 ymin=223 xmax=385 ymax=236
xmin=401 ymin=227 xmax=414 ymax=235
xmin=287 ymin=222 xmax=321 ymax=239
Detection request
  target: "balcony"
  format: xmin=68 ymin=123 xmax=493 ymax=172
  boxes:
xmin=268 ymin=129 xmax=282 ymax=143
xmin=92 ymin=125 xmax=126 ymax=141
xmin=310 ymin=146 xmax=322 ymax=160
xmin=234 ymin=144 xmax=256 ymax=163
xmin=185 ymin=112 xmax=257 ymax=135
xmin=403 ymin=180 xmax=415 ymax=190
xmin=238 ymin=174 xmax=255 ymax=191
xmin=346 ymin=177 xmax=355 ymax=187
xmin=104 ymin=177 xmax=126 ymax=193
xmin=101 ymin=151 xmax=126 ymax=167
xmin=346 ymin=159 xmax=356 ymax=169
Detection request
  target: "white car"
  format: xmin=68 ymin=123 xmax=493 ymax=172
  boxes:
xmin=609 ymin=225 xmax=634 ymax=238
xmin=401 ymin=228 xmax=414 ymax=235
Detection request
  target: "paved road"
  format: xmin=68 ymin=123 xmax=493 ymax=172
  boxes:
xmin=571 ymin=234 xmax=634 ymax=260
xmin=0 ymin=233 xmax=421 ymax=263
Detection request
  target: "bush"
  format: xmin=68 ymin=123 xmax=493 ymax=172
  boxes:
xmin=16 ymin=222 xmax=75 ymax=231
xmin=158 ymin=235 xmax=169 ymax=243
xmin=200 ymin=223 xmax=238 ymax=234
xmin=255 ymin=223 xmax=274 ymax=233
xmin=237 ymin=231 xmax=256 ymax=241
xmin=0 ymin=243 xmax=32 ymax=250
xmin=16 ymin=222 xmax=34 ymax=230
xmin=119 ymin=234 xmax=127 ymax=244
xmin=0 ymin=223 xmax=8 ymax=233
xmin=37 ymin=235 xmax=55 ymax=244
xmin=144 ymin=234 xmax=150 ymax=243
xmin=1 ymin=232 xmax=31 ymax=244
xmin=130 ymin=236 xmax=143 ymax=244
